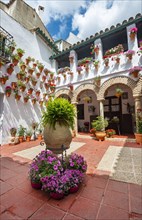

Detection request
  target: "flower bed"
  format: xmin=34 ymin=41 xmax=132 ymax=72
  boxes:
xmin=29 ymin=150 xmax=87 ymax=199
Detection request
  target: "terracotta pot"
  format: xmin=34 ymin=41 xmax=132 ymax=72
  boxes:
xmin=19 ymin=136 xmax=24 ymax=143
xmin=25 ymin=59 xmax=30 ymax=65
xmin=11 ymin=82 xmax=17 ymax=89
xmin=127 ymin=54 xmax=133 ymax=60
xmin=116 ymin=58 xmax=120 ymax=64
xmin=50 ymin=192 xmax=64 ymax=200
xmin=6 ymin=92 xmax=11 ymax=97
xmin=25 ymin=77 xmax=30 ymax=83
xmin=26 ymin=136 xmax=31 ymax=142
xmin=36 ymin=91 xmax=40 ymax=96
xmin=31 ymin=181 xmax=42 ymax=189
xmin=135 ymin=133 xmax=142 ymax=144
xmin=15 ymin=94 xmax=21 ymax=101
xmin=20 ymin=86 xmax=26 ymax=92
xmin=28 ymin=89 xmax=33 ymax=94
xmin=28 ymin=69 xmax=34 ymax=75
xmin=39 ymin=67 xmax=44 ymax=73
xmin=17 ymin=73 xmax=23 ymax=80
xmin=36 ymin=73 xmax=41 ymax=79
xmin=7 ymin=67 xmax=14 ymax=75
xmin=105 ymin=61 xmax=109 ymax=67
xmin=13 ymin=59 xmax=19 ymax=66
xmin=37 ymin=134 xmax=43 ymax=140
xmin=132 ymin=71 xmax=139 ymax=78
xmin=1 ymin=78 xmax=7 ymax=85
xmin=69 ymin=186 xmax=79 ymax=193
xmin=33 ymin=63 xmax=37 ymax=68
xmin=130 ymin=32 xmax=136 ymax=41
xmin=115 ymin=93 xmax=122 ymax=98
xmin=32 ymin=100 xmax=36 ymax=104
xmin=95 ymin=131 xmax=106 ymax=141
xmin=43 ymin=123 xmax=72 ymax=154
xmin=95 ymin=48 xmax=99 ymax=56
xmin=32 ymin=81 xmax=37 ymax=86
xmin=18 ymin=52 xmax=23 ymax=58
xmin=69 ymin=57 xmax=74 ymax=63
xmin=24 ymin=97 xmax=29 ymax=103
xmin=20 ymin=65 xmax=26 ymax=71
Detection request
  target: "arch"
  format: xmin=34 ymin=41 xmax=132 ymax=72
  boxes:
xmin=72 ymin=83 xmax=99 ymax=103
xmin=55 ymin=88 xmax=73 ymax=100
xmin=97 ymin=76 xmax=138 ymax=100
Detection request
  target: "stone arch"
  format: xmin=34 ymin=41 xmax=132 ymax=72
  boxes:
xmin=97 ymin=76 xmax=138 ymax=100
xmin=55 ymin=88 xmax=73 ymax=100
xmin=72 ymin=83 xmax=99 ymax=103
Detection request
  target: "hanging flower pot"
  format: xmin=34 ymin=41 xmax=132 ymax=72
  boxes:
xmin=129 ymin=27 xmax=137 ymax=41
xmin=5 ymin=86 xmax=12 ymax=97
xmin=1 ymin=74 xmax=8 ymax=85
xmin=0 ymin=60 xmax=5 ymax=68
xmin=20 ymin=62 xmax=26 ymax=71
xmin=24 ymin=97 xmax=29 ymax=103
xmin=68 ymin=83 xmax=73 ymax=91
xmin=28 ymin=88 xmax=33 ymax=95
xmin=37 ymin=63 xmax=44 ymax=73
xmin=28 ymin=68 xmax=34 ymax=75
xmin=15 ymin=94 xmax=21 ymax=101
xmin=17 ymin=48 xmax=25 ymax=58
xmin=35 ymin=90 xmax=40 ymax=96
xmin=11 ymin=82 xmax=17 ymax=89
xmin=104 ymin=58 xmax=109 ymax=67
xmin=49 ymin=72 xmax=54 ymax=79
xmin=39 ymin=100 xmax=43 ymax=107
xmin=85 ymin=64 xmax=89 ymax=73
xmin=20 ymin=85 xmax=26 ymax=92
xmin=32 ymin=99 xmax=36 ymax=105
xmin=44 ymin=83 xmax=50 ymax=90
xmin=12 ymin=55 xmax=20 ymax=66
xmin=25 ymin=76 xmax=30 ymax=83
xmin=44 ymin=68 xmax=50 ymax=75
xmin=7 ymin=64 xmax=14 ymax=75
xmin=129 ymin=66 xmax=142 ymax=78
xmin=33 ymin=63 xmax=37 ymax=68
xmin=125 ymin=50 xmax=135 ymax=61
xmin=115 ymin=88 xmax=123 ymax=98
xmin=31 ymin=80 xmax=37 ymax=86
xmin=36 ymin=72 xmax=41 ymax=79
xmin=42 ymin=75 xmax=46 ymax=82
xmin=25 ymin=57 xmax=32 ymax=65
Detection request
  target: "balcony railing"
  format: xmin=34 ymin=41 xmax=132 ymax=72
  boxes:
xmin=0 ymin=26 xmax=13 ymax=62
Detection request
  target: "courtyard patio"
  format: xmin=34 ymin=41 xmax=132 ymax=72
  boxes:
xmin=0 ymin=135 xmax=142 ymax=220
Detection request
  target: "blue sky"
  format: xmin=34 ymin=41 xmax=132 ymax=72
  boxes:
xmin=2 ymin=0 xmax=141 ymax=41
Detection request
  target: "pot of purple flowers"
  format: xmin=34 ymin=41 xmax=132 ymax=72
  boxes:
xmin=125 ymin=50 xmax=135 ymax=60
xmin=129 ymin=66 xmax=142 ymax=78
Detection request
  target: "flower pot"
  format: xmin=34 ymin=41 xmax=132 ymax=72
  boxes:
xmin=69 ymin=186 xmax=79 ymax=193
xmin=95 ymin=48 xmax=99 ymax=56
xmin=24 ymin=97 xmax=29 ymax=103
xmin=39 ymin=101 xmax=43 ymax=106
xmin=105 ymin=61 xmax=109 ymax=67
xmin=135 ymin=133 xmax=142 ymax=144
xmin=36 ymin=73 xmax=41 ymax=79
xmin=28 ymin=89 xmax=33 ymax=95
xmin=25 ymin=77 xmax=30 ymax=83
xmin=132 ymin=71 xmax=139 ymax=78
xmin=95 ymin=131 xmax=106 ymax=141
xmin=18 ymin=52 xmax=23 ymax=58
xmin=6 ymin=92 xmax=11 ymax=97
xmin=115 ymin=93 xmax=122 ymax=98
xmin=31 ymin=181 xmax=42 ymax=189
xmin=32 ymin=81 xmax=37 ymax=86
xmin=130 ymin=32 xmax=136 ymax=41
xmin=15 ymin=94 xmax=21 ymax=101
xmin=13 ymin=59 xmax=19 ymax=66
xmin=26 ymin=136 xmax=31 ymax=142
xmin=19 ymin=136 xmax=24 ymax=143
xmin=37 ymin=134 xmax=43 ymax=140
xmin=11 ymin=82 xmax=17 ymax=89
xmin=116 ymin=58 xmax=120 ymax=64
xmin=20 ymin=86 xmax=26 ymax=92
xmin=25 ymin=59 xmax=30 ymax=65
xmin=28 ymin=69 xmax=34 ymax=75
xmin=69 ymin=57 xmax=74 ymax=63
xmin=36 ymin=91 xmax=40 ymax=96
xmin=33 ymin=63 xmax=37 ymax=68
xmin=17 ymin=73 xmax=23 ymax=80
xmin=1 ymin=78 xmax=7 ymax=85
xmin=20 ymin=64 xmax=26 ymax=71
xmin=50 ymin=192 xmax=64 ymax=200
xmin=32 ymin=100 xmax=36 ymax=105
xmin=43 ymin=123 xmax=72 ymax=154
xmin=7 ymin=67 xmax=14 ymax=75
xmin=39 ymin=67 xmax=44 ymax=73
xmin=127 ymin=54 xmax=133 ymax=60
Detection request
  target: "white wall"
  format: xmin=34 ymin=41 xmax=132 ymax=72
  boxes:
xmin=0 ymin=10 xmax=54 ymax=144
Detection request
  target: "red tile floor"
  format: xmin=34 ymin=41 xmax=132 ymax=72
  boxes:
xmin=0 ymin=136 xmax=142 ymax=220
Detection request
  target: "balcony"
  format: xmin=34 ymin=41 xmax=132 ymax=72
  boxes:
xmin=0 ymin=26 xmax=14 ymax=62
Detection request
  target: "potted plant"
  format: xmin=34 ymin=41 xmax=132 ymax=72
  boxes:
xmin=129 ymin=27 xmax=138 ymax=41
xmin=31 ymin=77 xmax=37 ymax=86
xmin=26 ymin=129 xmax=32 ymax=142
xmin=135 ymin=109 xmax=142 ymax=144
xmin=90 ymin=44 xmax=100 ymax=55
xmin=25 ymin=56 xmax=32 ymax=65
xmin=11 ymin=82 xmax=17 ymax=89
xmin=104 ymin=44 xmax=124 ymax=58
xmin=10 ymin=127 xmax=17 ymax=137
xmin=17 ymin=125 xmax=26 ymax=142
xmin=17 ymin=80 xmax=26 ymax=92
xmin=0 ymin=74 xmax=9 ymax=85
xmin=115 ymin=88 xmax=123 ymax=98
xmin=92 ymin=116 xmax=108 ymax=141
xmin=19 ymin=61 xmax=26 ymax=71
xmin=7 ymin=63 xmax=14 ymax=75
xmin=129 ymin=66 xmax=142 ymax=78
xmin=17 ymin=48 xmax=25 ymax=58
xmin=36 ymin=72 xmax=41 ymax=79
xmin=42 ymin=98 xmax=76 ymax=154
xmin=104 ymin=58 xmax=109 ymax=67
xmin=23 ymin=93 xmax=30 ymax=103
xmin=67 ymin=83 xmax=73 ymax=91
xmin=9 ymin=40 xmax=16 ymax=53
xmin=16 ymin=71 xmax=25 ymax=80
xmin=106 ymin=129 xmax=116 ymax=138
xmin=28 ymin=67 xmax=34 ymax=75
xmin=14 ymin=90 xmax=21 ymax=101
xmin=5 ymin=86 xmax=12 ymax=97
xmin=12 ymin=54 xmax=20 ymax=66
xmin=125 ymin=50 xmax=135 ymax=60
xmin=93 ymin=60 xmax=99 ymax=71
xmin=94 ymin=76 xmax=101 ymax=87
xmin=37 ymin=125 xmax=43 ymax=140
xmin=69 ymin=55 xmax=74 ymax=63
xmin=37 ymin=63 xmax=44 ymax=73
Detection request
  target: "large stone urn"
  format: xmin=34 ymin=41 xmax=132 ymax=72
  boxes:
xmin=43 ymin=123 xmax=72 ymax=154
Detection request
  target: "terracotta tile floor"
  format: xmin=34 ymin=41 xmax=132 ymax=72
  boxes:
xmin=0 ymin=136 xmax=142 ymax=220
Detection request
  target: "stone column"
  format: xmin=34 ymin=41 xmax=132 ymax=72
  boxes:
xmin=71 ymin=101 xmax=78 ymax=137
xmin=134 ymin=95 xmax=142 ymax=132
xmin=99 ymin=99 xmax=105 ymax=119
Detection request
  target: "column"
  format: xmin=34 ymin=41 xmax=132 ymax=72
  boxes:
xmin=134 ymin=96 xmax=142 ymax=132
xmin=99 ymin=99 xmax=105 ymax=119
xmin=71 ymin=101 xmax=78 ymax=137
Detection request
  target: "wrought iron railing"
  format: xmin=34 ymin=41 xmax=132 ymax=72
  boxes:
xmin=0 ymin=26 xmax=14 ymax=62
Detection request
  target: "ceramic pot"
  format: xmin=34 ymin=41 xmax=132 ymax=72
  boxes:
xmin=31 ymin=181 xmax=42 ymax=189
xmin=50 ymin=192 xmax=64 ymax=200
xmin=69 ymin=186 xmax=79 ymax=193
xmin=95 ymin=131 xmax=106 ymax=141
xmin=135 ymin=133 xmax=142 ymax=144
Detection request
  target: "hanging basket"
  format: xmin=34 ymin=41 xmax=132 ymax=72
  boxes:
xmin=129 ymin=32 xmax=136 ymax=41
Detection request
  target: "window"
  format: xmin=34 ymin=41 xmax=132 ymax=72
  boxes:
xmin=0 ymin=26 xmax=13 ymax=62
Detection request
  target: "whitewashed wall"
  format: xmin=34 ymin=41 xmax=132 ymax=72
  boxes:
xmin=0 ymin=10 xmax=54 ymax=144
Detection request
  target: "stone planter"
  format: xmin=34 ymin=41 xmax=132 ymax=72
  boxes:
xmin=43 ymin=123 xmax=72 ymax=154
